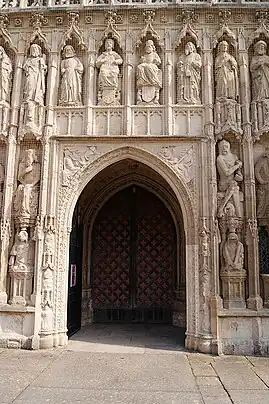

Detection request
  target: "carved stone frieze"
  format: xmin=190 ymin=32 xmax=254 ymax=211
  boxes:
xmin=62 ymin=145 xmax=101 ymax=187
xmin=158 ymin=145 xmax=196 ymax=185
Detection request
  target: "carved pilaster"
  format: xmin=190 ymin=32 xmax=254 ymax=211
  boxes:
xmin=125 ymin=29 xmax=133 ymax=136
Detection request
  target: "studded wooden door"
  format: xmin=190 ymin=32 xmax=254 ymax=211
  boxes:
xmin=91 ymin=186 xmax=176 ymax=323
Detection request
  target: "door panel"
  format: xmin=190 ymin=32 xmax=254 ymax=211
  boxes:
xmin=91 ymin=186 xmax=176 ymax=323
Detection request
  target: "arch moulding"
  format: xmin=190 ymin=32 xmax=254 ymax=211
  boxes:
xmin=53 ymin=146 xmax=201 ymax=352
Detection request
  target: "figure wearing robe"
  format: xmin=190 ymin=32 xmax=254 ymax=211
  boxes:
xmin=177 ymin=42 xmax=201 ymax=104
xmin=215 ymin=41 xmax=239 ymax=101
xmin=60 ymin=45 xmax=84 ymax=106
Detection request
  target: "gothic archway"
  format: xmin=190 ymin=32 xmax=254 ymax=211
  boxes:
xmin=53 ymin=147 xmax=198 ymax=350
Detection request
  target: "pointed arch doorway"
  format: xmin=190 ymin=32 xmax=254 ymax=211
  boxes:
xmin=67 ymin=159 xmax=186 ymax=336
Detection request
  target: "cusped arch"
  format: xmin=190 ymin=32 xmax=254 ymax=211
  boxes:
xmin=60 ymin=146 xmax=197 ymax=244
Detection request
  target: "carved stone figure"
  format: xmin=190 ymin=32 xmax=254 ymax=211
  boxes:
xmin=136 ymin=40 xmax=162 ymax=105
xmin=0 ymin=46 xmax=12 ymax=104
xmin=251 ymin=41 xmax=269 ymax=101
xmin=222 ymin=232 xmax=244 ymax=272
xmin=250 ymin=41 xmax=269 ymax=137
xmin=215 ymin=41 xmax=239 ymax=101
xmin=23 ymin=44 xmax=47 ymax=130
xmin=59 ymin=45 xmax=84 ymax=106
xmin=42 ymin=267 xmax=53 ymax=309
xmin=96 ymin=38 xmax=123 ymax=106
xmin=217 ymin=139 xmax=243 ymax=218
xmin=177 ymin=42 xmax=201 ymax=104
xmin=255 ymin=148 xmax=269 ymax=218
xmin=9 ymin=230 xmax=33 ymax=305
xmin=62 ymin=146 xmax=99 ymax=186
xmin=14 ymin=149 xmax=41 ymax=224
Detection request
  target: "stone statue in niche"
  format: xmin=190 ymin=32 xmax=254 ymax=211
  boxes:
xmin=222 ymin=232 xmax=244 ymax=272
xmin=8 ymin=230 xmax=33 ymax=305
xmin=23 ymin=44 xmax=47 ymax=131
xmin=255 ymin=148 xmax=269 ymax=218
xmin=215 ymin=41 xmax=239 ymax=102
xmin=59 ymin=45 xmax=84 ymax=106
xmin=14 ymin=149 xmax=41 ymax=224
xmin=250 ymin=41 xmax=269 ymax=136
xmin=136 ymin=40 xmax=162 ymax=105
xmin=42 ymin=267 xmax=53 ymax=309
xmin=0 ymin=46 xmax=12 ymax=135
xmin=217 ymin=139 xmax=243 ymax=218
xmin=177 ymin=42 xmax=201 ymax=104
xmin=0 ymin=46 xmax=12 ymax=103
xmin=214 ymin=41 xmax=241 ymax=137
xmin=96 ymin=38 xmax=123 ymax=106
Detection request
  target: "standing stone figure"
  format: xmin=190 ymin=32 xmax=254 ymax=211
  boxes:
xmin=96 ymin=38 xmax=123 ymax=106
xmin=59 ymin=45 xmax=84 ymax=106
xmin=136 ymin=40 xmax=162 ymax=105
xmin=23 ymin=44 xmax=47 ymax=129
xmin=255 ymin=149 xmax=269 ymax=218
xmin=217 ymin=139 xmax=243 ymax=218
xmin=177 ymin=42 xmax=201 ymax=104
xmin=14 ymin=149 xmax=41 ymax=222
xmin=215 ymin=41 xmax=239 ymax=101
xmin=250 ymin=41 xmax=269 ymax=101
xmin=9 ymin=230 xmax=32 ymax=305
xmin=0 ymin=46 xmax=12 ymax=103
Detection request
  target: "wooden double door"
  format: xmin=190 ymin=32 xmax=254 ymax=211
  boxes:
xmin=91 ymin=185 xmax=176 ymax=323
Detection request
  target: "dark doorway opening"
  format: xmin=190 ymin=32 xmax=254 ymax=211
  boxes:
xmin=91 ymin=185 xmax=176 ymax=324
xmin=67 ymin=207 xmax=83 ymax=336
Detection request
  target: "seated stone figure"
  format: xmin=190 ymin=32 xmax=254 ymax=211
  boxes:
xmin=136 ymin=40 xmax=162 ymax=105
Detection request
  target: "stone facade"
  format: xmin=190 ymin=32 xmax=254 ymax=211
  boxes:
xmin=0 ymin=2 xmax=269 ymax=355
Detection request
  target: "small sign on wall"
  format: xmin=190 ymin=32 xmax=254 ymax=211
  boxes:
xmin=70 ymin=264 xmax=77 ymax=287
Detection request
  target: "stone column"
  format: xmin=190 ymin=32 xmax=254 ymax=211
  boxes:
xmin=0 ymin=51 xmax=25 ymax=303
xmin=238 ymin=32 xmax=262 ymax=310
xmin=85 ymin=31 xmax=96 ymax=136
xmin=124 ymin=30 xmax=133 ymax=136
xmin=164 ymin=29 xmax=173 ymax=136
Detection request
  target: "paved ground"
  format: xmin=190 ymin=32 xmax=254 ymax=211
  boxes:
xmin=1 ymin=324 xmax=269 ymax=403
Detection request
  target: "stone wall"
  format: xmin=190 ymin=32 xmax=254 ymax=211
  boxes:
xmin=0 ymin=6 xmax=268 ymax=354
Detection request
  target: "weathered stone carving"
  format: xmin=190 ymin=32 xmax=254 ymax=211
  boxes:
xmin=14 ymin=149 xmax=41 ymax=227
xmin=217 ymin=139 xmax=243 ymax=219
xmin=0 ymin=46 xmax=12 ymax=136
xmin=137 ymin=40 xmax=162 ymax=105
xmin=255 ymin=148 xmax=269 ymax=219
xmin=250 ymin=41 xmax=269 ymax=138
xmin=221 ymin=232 xmax=246 ymax=309
xmin=8 ymin=230 xmax=33 ymax=306
xmin=22 ymin=44 xmax=47 ymax=134
xmin=158 ymin=145 xmax=195 ymax=184
xmin=96 ymin=38 xmax=123 ymax=106
xmin=0 ymin=46 xmax=12 ymax=103
xmin=177 ymin=42 xmax=201 ymax=104
xmin=62 ymin=146 xmax=99 ymax=186
xmin=215 ymin=41 xmax=239 ymax=101
xmin=59 ymin=45 xmax=84 ymax=106
xmin=214 ymin=41 xmax=241 ymax=138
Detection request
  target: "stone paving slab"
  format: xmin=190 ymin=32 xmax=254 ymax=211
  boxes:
xmin=13 ymin=387 xmax=204 ymax=404
xmin=32 ymin=352 xmax=198 ymax=392
xmin=229 ymin=390 xmax=269 ymax=404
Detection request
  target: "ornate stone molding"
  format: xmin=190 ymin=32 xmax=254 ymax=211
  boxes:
xmin=174 ymin=10 xmax=200 ymax=49
xmin=135 ymin=10 xmax=163 ymax=49
xmin=98 ymin=11 xmax=122 ymax=49
xmin=0 ymin=14 xmax=16 ymax=52
xmin=212 ymin=10 xmax=237 ymax=50
xmin=59 ymin=12 xmax=86 ymax=51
